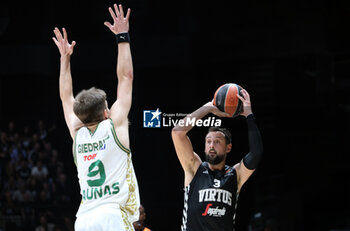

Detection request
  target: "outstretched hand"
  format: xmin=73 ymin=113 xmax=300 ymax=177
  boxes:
xmin=237 ymin=89 xmax=253 ymax=117
xmin=52 ymin=27 xmax=76 ymax=57
xmin=104 ymin=4 xmax=131 ymax=35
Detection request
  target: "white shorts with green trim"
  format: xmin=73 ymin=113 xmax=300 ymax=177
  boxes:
xmin=75 ymin=204 xmax=134 ymax=231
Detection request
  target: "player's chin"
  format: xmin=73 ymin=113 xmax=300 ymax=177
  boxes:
xmin=205 ymin=154 xmax=217 ymax=163
xmin=206 ymin=152 xmax=226 ymax=164
xmin=208 ymin=153 xmax=217 ymax=158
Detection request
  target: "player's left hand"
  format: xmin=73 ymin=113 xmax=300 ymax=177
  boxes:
xmin=237 ymin=89 xmax=253 ymax=117
xmin=104 ymin=3 xmax=130 ymax=35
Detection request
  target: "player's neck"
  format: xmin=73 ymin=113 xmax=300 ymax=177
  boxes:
xmin=85 ymin=120 xmax=103 ymax=134
xmin=87 ymin=124 xmax=98 ymax=133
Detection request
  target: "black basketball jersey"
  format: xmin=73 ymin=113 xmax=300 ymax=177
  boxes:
xmin=181 ymin=162 xmax=239 ymax=231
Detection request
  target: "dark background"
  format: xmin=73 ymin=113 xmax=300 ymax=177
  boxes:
xmin=1 ymin=0 xmax=350 ymax=230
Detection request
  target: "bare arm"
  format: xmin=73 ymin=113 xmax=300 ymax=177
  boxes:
xmin=52 ymin=28 xmax=83 ymax=139
xmin=172 ymin=102 xmax=229 ymax=186
xmin=104 ymin=4 xmax=133 ymax=149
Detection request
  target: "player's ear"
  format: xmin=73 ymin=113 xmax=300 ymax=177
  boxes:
xmin=104 ymin=109 xmax=109 ymax=119
xmin=226 ymin=143 xmax=232 ymax=153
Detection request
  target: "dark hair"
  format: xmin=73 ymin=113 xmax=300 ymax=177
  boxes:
xmin=207 ymin=127 xmax=232 ymax=145
xmin=73 ymin=87 xmax=107 ymax=124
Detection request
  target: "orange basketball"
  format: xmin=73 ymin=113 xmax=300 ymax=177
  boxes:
xmin=213 ymin=83 xmax=243 ymax=117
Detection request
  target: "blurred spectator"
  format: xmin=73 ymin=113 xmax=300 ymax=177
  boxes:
xmin=16 ymin=159 xmax=31 ymax=180
xmin=54 ymin=173 xmax=71 ymax=203
xmin=63 ymin=216 xmax=74 ymax=231
xmin=35 ymin=214 xmax=55 ymax=231
xmin=2 ymin=190 xmax=19 ymax=216
xmin=19 ymin=185 xmax=36 ymax=229
xmin=0 ymin=120 xmax=74 ymax=230
xmin=12 ymin=180 xmax=34 ymax=203
xmin=21 ymin=125 xmax=32 ymax=149
xmin=37 ymin=120 xmax=56 ymax=142
xmin=27 ymin=176 xmax=39 ymax=198
xmin=28 ymin=134 xmax=42 ymax=164
xmin=1 ymin=190 xmax=21 ymax=230
xmin=133 ymin=205 xmax=152 ymax=231
xmin=7 ymin=121 xmax=16 ymax=138
xmin=38 ymin=182 xmax=52 ymax=204
xmin=5 ymin=162 xmax=16 ymax=180
xmin=3 ymin=176 xmax=17 ymax=192
xmin=31 ymin=160 xmax=48 ymax=182
xmin=9 ymin=141 xmax=26 ymax=164
xmin=0 ymin=131 xmax=9 ymax=153
xmin=37 ymin=120 xmax=48 ymax=141
xmin=47 ymin=149 xmax=63 ymax=180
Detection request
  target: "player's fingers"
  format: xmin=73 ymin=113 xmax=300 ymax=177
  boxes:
xmin=125 ymin=8 xmax=131 ymax=21
xmin=211 ymin=106 xmax=230 ymax=117
xmin=71 ymin=41 xmax=76 ymax=48
xmin=240 ymin=89 xmax=248 ymax=99
xmin=104 ymin=22 xmax=115 ymax=32
xmin=114 ymin=4 xmax=120 ymax=17
xmin=62 ymin=27 xmax=68 ymax=42
xmin=237 ymin=94 xmax=245 ymax=102
xmin=57 ymin=29 xmax=64 ymax=42
xmin=104 ymin=21 xmax=112 ymax=28
xmin=52 ymin=37 xmax=59 ymax=46
xmin=108 ymin=7 xmax=117 ymax=21
xmin=119 ymin=4 xmax=124 ymax=18
xmin=53 ymin=27 xmax=62 ymax=41
xmin=241 ymin=89 xmax=250 ymax=100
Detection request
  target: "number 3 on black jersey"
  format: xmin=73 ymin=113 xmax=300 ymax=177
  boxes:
xmin=213 ymin=179 xmax=220 ymax=188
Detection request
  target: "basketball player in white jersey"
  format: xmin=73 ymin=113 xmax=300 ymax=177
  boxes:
xmin=52 ymin=3 xmax=140 ymax=231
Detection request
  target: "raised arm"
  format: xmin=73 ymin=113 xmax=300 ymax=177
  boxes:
xmin=52 ymin=28 xmax=83 ymax=139
xmin=172 ymin=102 xmax=229 ymax=186
xmin=104 ymin=4 xmax=133 ymax=149
xmin=234 ymin=89 xmax=263 ymax=191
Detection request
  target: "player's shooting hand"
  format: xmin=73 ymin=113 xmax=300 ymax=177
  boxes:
xmin=104 ymin=4 xmax=130 ymax=35
xmin=205 ymin=101 xmax=231 ymax=118
xmin=52 ymin=27 xmax=76 ymax=57
xmin=237 ymin=89 xmax=253 ymax=117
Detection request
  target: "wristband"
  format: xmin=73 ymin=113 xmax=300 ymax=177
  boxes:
xmin=246 ymin=114 xmax=254 ymax=120
xmin=116 ymin=32 xmax=130 ymax=44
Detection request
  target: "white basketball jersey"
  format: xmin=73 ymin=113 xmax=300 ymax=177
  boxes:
xmin=73 ymin=119 xmax=140 ymax=226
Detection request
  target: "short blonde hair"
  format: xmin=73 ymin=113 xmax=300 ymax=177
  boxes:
xmin=73 ymin=87 xmax=107 ymax=124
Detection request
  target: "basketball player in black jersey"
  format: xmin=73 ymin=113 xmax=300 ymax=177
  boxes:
xmin=171 ymin=89 xmax=263 ymax=231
